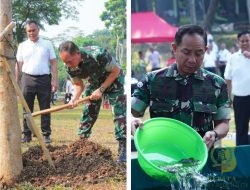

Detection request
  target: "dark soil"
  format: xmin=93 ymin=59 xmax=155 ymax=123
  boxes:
xmin=16 ymin=139 xmax=126 ymax=189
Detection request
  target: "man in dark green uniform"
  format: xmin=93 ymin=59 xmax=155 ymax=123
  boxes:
xmin=59 ymin=41 xmax=126 ymax=162
xmin=132 ymin=25 xmax=230 ymax=149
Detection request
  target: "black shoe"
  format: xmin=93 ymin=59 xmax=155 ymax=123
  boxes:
xmin=22 ymin=135 xmax=32 ymax=143
xmin=44 ymin=136 xmax=51 ymax=144
xmin=117 ymin=139 xmax=126 ymax=162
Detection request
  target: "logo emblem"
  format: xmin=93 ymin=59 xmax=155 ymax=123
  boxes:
xmin=208 ymin=134 xmax=236 ymax=173
xmin=137 ymin=82 xmax=143 ymax=88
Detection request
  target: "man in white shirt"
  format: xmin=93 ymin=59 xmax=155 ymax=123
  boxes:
xmin=217 ymin=42 xmax=231 ymax=78
xmin=148 ymin=46 xmax=161 ymax=71
xmin=203 ymin=43 xmax=217 ymax=74
xmin=16 ymin=20 xmax=58 ymax=144
xmin=224 ymin=30 xmax=250 ymax=145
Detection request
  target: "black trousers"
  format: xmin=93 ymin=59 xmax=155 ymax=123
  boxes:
xmin=204 ymin=67 xmax=217 ymax=74
xmin=21 ymin=73 xmax=51 ymax=136
xmin=64 ymin=93 xmax=72 ymax=104
xmin=151 ymin=67 xmax=161 ymax=71
xmin=233 ymin=95 xmax=250 ymax=145
xmin=218 ymin=64 xmax=226 ymax=78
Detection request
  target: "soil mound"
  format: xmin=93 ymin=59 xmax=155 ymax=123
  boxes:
xmin=17 ymin=140 xmax=126 ymax=188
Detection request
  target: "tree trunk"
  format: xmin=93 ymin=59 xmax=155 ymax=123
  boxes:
xmin=203 ymin=0 xmax=219 ymax=31
xmin=0 ymin=0 xmax=23 ymax=187
xmin=247 ymin=0 xmax=250 ymax=23
xmin=189 ymin=0 xmax=197 ymax=24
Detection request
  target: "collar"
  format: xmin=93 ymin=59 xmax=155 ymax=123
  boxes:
xmin=28 ymin=37 xmax=40 ymax=44
xmin=166 ymin=63 xmax=205 ymax=81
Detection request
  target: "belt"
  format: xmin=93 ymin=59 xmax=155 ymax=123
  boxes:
xmin=234 ymin=95 xmax=250 ymax=98
xmin=23 ymin=72 xmax=50 ymax=78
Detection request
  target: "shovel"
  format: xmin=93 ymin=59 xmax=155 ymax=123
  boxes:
xmin=31 ymin=96 xmax=91 ymax=117
xmin=2 ymin=58 xmax=56 ymax=170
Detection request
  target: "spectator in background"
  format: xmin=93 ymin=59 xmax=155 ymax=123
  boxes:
xmin=166 ymin=50 xmax=176 ymax=67
xmin=229 ymin=46 xmax=238 ymax=54
xmin=208 ymin=39 xmax=218 ymax=57
xmin=148 ymin=46 xmax=161 ymax=71
xmin=64 ymin=76 xmax=74 ymax=104
xmin=224 ymin=30 xmax=250 ymax=145
xmin=206 ymin=30 xmax=218 ymax=56
xmin=132 ymin=51 xmax=147 ymax=81
xmin=206 ymin=30 xmax=213 ymax=43
xmin=203 ymin=43 xmax=217 ymax=74
xmin=217 ymin=42 xmax=231 ymax=78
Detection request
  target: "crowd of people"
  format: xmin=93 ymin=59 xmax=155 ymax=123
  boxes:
xmin=132 ymin=31 xmax=237 ymax=81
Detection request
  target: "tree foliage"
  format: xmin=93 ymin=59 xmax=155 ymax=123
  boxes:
xmin=100 ymin=0 xmax=126 ymax=69
xmin=73 ymin=29 xmax=115 ymax=54
xmin=12 ymin=0 xmax=84 ymax=43
xmin=100 ymin=0 xmax=126 ymax=40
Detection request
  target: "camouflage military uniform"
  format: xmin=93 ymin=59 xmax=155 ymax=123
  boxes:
xmin=132 ymin=63 xmax=230 ymax=137
xmin=66 ymin=46 xmax=126 ymax=140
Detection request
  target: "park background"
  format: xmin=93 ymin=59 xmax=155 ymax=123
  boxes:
xmin=132 ymin=0 xmax=249 ymax=72
xmin=1 ymin=0 xmax=250 ymax=189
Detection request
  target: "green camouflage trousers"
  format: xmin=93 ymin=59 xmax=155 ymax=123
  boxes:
xmin=77 ymin=84 xmax=126 ymax=140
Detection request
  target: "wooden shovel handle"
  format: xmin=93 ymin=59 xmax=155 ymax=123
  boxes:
xmin=31 ymin=96 xmax=91 ymax=117
xmin=0 ymin=22 xmax=15 ymax=41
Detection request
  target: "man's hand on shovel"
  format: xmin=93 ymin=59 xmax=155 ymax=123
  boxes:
xmin=31 ymin=96 xmax=91 ymax=117
xmin=68 ymin=99 xmax=80 ymax=109
xmin=91 ymin=88 xmax=103 ymax=100
xmin=69 ymin=87 xmax=103 ymax=108
xmin=68 ymin=95 xmax=95 ymax=109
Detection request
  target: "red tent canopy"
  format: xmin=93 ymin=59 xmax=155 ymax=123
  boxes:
xmin=132 ymin=12 xmax=178 ymax=43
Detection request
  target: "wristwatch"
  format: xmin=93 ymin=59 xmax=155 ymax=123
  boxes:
xmin=212 ymin=130 xmax=219 ymax=141
xmin=99 ymin=86 xmax=105 ymax=93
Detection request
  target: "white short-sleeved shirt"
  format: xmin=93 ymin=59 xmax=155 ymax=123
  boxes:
xmin=218 ymin=49 xmax=231 ymax=63
xmin=16 ymin=38 xmax=56 ymax=75
xmin=203 ymin=51 xmax=216 ymax=68
xmin=224 ymin=50 xmax=250 ymax=96
xmin=65 ymin=80 xmax=74 ymax=94
xmin=148 ymin=51 xmax=161 ymax=69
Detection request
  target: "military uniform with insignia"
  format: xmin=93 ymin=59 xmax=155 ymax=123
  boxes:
xmin=132 ymin=63 xmax=230 ymax=137
xmin=66 ymin=46 xmax=126 ymax=140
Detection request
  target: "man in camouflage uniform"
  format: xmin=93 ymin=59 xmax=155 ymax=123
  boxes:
xmin=59 ymin=41 xmax=126 ymax=162
xmin=132 ymin=25 xmax=230 ymax=149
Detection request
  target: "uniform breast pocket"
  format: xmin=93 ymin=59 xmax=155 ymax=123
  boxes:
xmin=150 ymin=100 xmax=176 ymax=117
xmin=193 ymin=101 xmax=217 ymax=131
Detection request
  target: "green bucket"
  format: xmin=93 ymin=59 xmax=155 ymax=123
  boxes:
xmin=134 ymin=117 xmax=208 ymax=183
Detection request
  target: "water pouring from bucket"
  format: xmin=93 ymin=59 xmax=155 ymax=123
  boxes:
xmin=134 ymin=117 xmax=208 ymax=183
